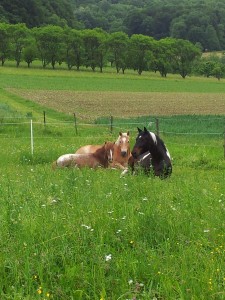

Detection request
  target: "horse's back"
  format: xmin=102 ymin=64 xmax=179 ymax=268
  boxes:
xmin=75 ymin=145 xmax=101 ymax=154
xmin=57 ymin=154 xmax=78 ymax=167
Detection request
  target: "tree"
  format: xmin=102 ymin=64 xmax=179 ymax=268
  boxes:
xmin=82 ymin=28 xmax=108 ymax=72
xmin=172 ymin=39 xmax=201 ymax=78
xmin=9 ymin=23 xmax=30 ymax=67
xmin=33 ymin=25 xmax=64 ymax=69
xmin=211 ymin=64 xmax=224 ymax=80
xmin=0 ymin=23 xmax=10 ymax=66
xmin=64 ymin=28 xmax=84 ymax=70
xmin=152 ymin=38 xmax=175 ymax=77
xmin=128 ymin=34 xmax=155 ymax=75
xmin=23 ymin=41 xmax=38 ymax=67
xmin=205 ymin=25 xmax=221 ymax=51
xmin=107 ymin=31 xmax=129 ymax=73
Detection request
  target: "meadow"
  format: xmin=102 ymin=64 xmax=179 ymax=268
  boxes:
xmin=0 ymin=65 xmax=225 ymax=300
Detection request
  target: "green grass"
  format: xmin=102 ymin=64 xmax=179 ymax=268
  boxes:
xmin=0 ymin=66 xmax=225 ymax=299
xmin=1 ymin=65 xmax=225 ymax=93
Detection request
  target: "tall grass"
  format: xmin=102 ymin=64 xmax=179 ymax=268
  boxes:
xmin=0 ymin=120 xmax=225 ymax=299
xmin=0 ymin=66 xmax=225 ymax=299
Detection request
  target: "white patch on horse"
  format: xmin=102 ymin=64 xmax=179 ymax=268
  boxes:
xmin=140 ymin=152 xmax=151 ymax=162
xmin=109 ymin=149 xmax=113 ymax=161
xmin=166 ymin=148 xmax=171 ymax=159
xmin=115 ymin=133 xmax=128 ymax=145
xmin=149 ymin=132 xmax=157 ymax=144
xmin=139 ymin=135 xmax=142 ymax=139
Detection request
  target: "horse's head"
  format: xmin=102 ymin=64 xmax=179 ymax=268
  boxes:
xmin=115 ymin=132 xmax=130 ymax=157
xmin=131 ymin=127 xmax=156 ymax=159
xmin=104 ymin=142 xmax=115 ymax=163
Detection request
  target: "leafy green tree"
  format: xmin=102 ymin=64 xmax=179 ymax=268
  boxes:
xmin=33 ymin=25 xmax=64 ymax=69
xmin=107 ymin=31 xmax=129 ymax=73
xmin=152 ymin=38 xmax=175 ymax=77
xmin=23 ymin=41 xmax=38 ymax=67
xmin=95 ymin=29 xmax=109 ymax=73
xmin=0 ymin=23 xmax=10 ymax=66
xmin=123 ymin=10 xmax=146 ymax=35
xmin=82 ymin=28 xmax=108 ymax=72
xmin=64 ymin=28 xmax=84 ymax=70
xmin=9 ymin=23 xmax=30 ymax=67
xmin=170 ymin=18 xmax=187 ymax=39
xmin=205 ymin=25 xmax=221 ymax=51
xmin=128 ymin=34 xmax=155 ymax=75
xmin=172 ymin=39 xmax=201 ymax=78
xmin=212 ymin=64 xmax=224 ymax=80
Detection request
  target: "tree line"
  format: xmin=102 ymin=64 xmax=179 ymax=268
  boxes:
xmin=0 ymin=22 xmax=225 ymax=80
xmin=1 ymin=0 xmax=225 ymax=52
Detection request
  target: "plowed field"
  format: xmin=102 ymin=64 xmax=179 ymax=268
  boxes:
xmin=8 ymin=89 xmax=225 ymax=120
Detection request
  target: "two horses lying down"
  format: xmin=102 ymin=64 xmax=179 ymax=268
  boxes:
xmin=53 ymin=128 xmax=172 ymax=179
xmin=52 ymin=132 xmax=130 ymax=170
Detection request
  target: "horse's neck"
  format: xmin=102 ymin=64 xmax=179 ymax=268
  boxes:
xmin=94 ymin=146 xmax=108 ymax=166
xmin=148 ymin=140 xmax=169 ymax=163
xmin=147 ymin=142 xmax=163 ymax=161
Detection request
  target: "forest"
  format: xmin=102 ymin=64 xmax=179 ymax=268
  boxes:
xmin=1 ymin=0 xmax=225 ymax=51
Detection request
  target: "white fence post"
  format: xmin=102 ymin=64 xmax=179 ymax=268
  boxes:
xmin=30 ymin=119 xmax=34 ymax=155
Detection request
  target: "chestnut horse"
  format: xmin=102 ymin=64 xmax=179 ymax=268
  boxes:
xmin=75 ymin=132 xmax=131 ymax=170
xmin=53 ymin=142 xmax=114 ymax=169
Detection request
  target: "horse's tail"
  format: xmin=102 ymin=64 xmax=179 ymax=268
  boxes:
xmin=52 ymin=160 xmax=58 ymax=170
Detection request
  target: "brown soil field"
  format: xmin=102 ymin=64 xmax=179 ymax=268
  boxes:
xmin=9 ymin=89 xmax=225 ymax=120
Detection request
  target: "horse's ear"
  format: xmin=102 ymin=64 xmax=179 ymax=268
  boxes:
xmin=119 ymin=132 xmax=122 ymax=136
xmin=127 ymin=131 xmax=130 ymax=136
xmin=137 ymin=127 xmax=142 ymax=133
xmin=144 ymin=127 xmax=148 ymax=132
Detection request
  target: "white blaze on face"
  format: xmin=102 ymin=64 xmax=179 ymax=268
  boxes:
xmin=115 ymin=133 xmax=128 ymax=145
xmin=109 ymin=149 xmax=113 ymax=161
xmin=149 ymin=132 xmax=157 ymax=144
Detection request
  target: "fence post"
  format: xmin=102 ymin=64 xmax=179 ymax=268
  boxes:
xmin=43 ymin=111 xmax=46 ymax=127
xmin=73 ymin=113 xmax=78 ymax=135
xmin=155 ymin=118 xmax=159 ymax=136
xmin=110 ymin=115 xmax=113 ymax=134
xmin=30 ymin=119 xmax=34 ymax=156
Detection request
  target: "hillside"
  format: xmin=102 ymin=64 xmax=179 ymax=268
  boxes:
xmin=1 ymin=0 xmax=225 ymax=50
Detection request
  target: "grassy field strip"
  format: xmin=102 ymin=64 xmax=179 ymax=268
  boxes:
xmin=0 ymin=67 xmax=225 ymax=299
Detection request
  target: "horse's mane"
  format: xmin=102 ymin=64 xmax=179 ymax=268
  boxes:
xmin=156 ymin=134 xmax=167 ymax=151
xmin=115 ymin=132 xmax=129 ymax=145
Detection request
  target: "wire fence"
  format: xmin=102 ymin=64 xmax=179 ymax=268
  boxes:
xmin=1 ymin=113 xmax=225 ymax=157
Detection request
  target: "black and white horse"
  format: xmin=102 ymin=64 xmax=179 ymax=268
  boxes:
xmin=128 ymin=151 xmax=152 ymax=175
xmin=130 ymin=127 xmax=172 ymax=178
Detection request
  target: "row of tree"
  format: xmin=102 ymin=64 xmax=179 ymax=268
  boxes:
xmin=0 ymin=22 xmax=224 ymax=79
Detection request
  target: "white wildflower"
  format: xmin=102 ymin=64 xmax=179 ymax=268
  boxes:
xmin=105 ymin=254 xmax=112 ymax=262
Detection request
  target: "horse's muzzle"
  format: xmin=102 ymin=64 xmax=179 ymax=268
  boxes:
xmin=121 ymin=151 xmax=127 ymax=157
xmin=131 ymin=151 xmax=138 ymax=159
